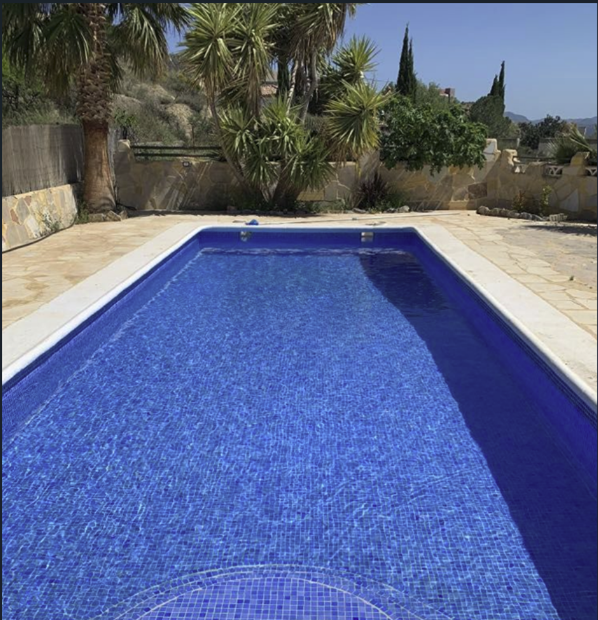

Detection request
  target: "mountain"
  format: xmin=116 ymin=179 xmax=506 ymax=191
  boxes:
xmin=506 ymin=111 xmax=530 ymax=123
xmin=506 ymin=112 xmax=597 ymax=129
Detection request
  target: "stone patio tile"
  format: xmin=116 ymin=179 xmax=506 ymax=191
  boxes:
xmin=565 ymin=310 xmax=598 ymax=325
xmin=569 ymin=289 xmax=597 ymax=300
xmin=552 ymin=300 xmax=586 ymax=311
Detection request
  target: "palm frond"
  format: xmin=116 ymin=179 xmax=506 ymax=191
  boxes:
xmin=333 ymin=36 xmax=378 ymax=83
xmin=181 ymin=3 xmax=239 ymax=98
xmin=230 ymin=3 xmax=279 ymax=115
xmin=2 ymin=3 xmax=49 ymax=69
xmin=108 ymin=3 xmax=190 ymax=32
xmin=110 ymin=6 xmax=168 ymax=78
xmin=325 ymin=82 xmax=389 ymax=160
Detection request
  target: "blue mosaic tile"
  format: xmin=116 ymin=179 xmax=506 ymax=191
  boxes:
xmin=102 ymin=567 xmax=443 ymax=620
xmin=3 ymin=231 xmax=597 ymax=620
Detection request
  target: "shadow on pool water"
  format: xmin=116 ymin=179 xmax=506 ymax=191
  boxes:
xmin=360 ymin=251 xmax=598 ymax=620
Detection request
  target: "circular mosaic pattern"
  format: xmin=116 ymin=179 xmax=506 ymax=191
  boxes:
xmin=101 ymin=566 xmax=444 ymax=620
xmin=139 ymin=577 xmax=391 ymax=620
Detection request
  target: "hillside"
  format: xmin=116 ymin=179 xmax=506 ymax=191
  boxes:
xmin=2 ymin=56 xmax=214 ymax=146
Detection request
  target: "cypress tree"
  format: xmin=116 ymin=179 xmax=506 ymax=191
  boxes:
xmin=408 ymin=39 xmax=416 ymax=100
xmin=490 ymin=75 xmax=499 ymax=97
xmin=498 ymin=61 xmax=506 ymax=101
xmin=396 ymin=26 xmax=412 ymax=96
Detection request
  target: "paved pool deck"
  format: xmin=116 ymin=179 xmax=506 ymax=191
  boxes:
xmin=2 ymin=211 xmax=597 ymax=397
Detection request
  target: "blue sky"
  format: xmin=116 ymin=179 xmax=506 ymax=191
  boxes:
xmin=169 ymin=3 xmax=598 ymax=120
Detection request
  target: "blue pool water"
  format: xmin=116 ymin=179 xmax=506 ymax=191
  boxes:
xmin=2 ymin=230 xmax=597 ymax=620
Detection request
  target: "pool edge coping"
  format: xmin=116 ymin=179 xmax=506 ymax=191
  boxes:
xmin=2 ymin=222 xmax=597 ymax=412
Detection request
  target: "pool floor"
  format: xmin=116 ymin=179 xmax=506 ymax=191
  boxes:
xmin=2 ymin=244 xmax=597 ymax=620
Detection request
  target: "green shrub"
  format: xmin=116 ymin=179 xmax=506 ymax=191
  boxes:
xmin=354 ymin=172 xmax=390 ymax=210
xmin=380 ymin=95 xmax=487 ymax=174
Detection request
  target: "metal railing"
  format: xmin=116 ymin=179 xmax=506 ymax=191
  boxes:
xmin=131 ymin=144 xmax=223 ymax=161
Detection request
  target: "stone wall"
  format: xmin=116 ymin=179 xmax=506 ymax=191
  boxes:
xmin=2 ymin=184 xmax=78 ymax=252
xmin=114 ymin=140 xmax=500 ymax=212
xmin=114 ymin=140 xmax=597 ymax=220
xmin=115 ymin=141 xmax=239 ymax=212
xmin=488 ymin=150 xmax=597 ymax=221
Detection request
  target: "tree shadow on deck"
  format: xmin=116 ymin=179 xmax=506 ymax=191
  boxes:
xmin=519 ymin=222 xmax=597 ymax=237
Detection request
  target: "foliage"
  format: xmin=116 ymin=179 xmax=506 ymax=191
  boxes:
xmin=326 ymin=82 xmax=389 ymax=160
xmin=312 ymin=36 xmax=378 ymax=114
xmin=380 ymin=95 xmax=487 ymax=174
xmin=550 ymin=125 xmax=598 ymax=165
xmin=2 ymin=4 xmax=190 ymax=97
xmin=182 ymin=3 xmax=385 ymax=209
xmin=2 ymin=3 xmax=189 ymax=212
xmin=519 ymin=115 xmax=567 ymax=151
xmin=2 ymin=54 xmax=75 ymax=127
xmin=396 ymin=26 xmax=416 ymax=99
xmin=354 ymin=171 xmax=390 ymax=210
xmin=469 ymin=94 xmax=513 ymax=139
xmin=415 ymin=81 xmax=456 ymax=110
xmin=512 ymin=186 xmax=553 ymax=216
xmin=489 ymin=61 xmax=506 ymax=101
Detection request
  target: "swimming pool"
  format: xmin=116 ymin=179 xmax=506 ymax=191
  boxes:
xmin=2 ymin=229 xmax=597 ymax=620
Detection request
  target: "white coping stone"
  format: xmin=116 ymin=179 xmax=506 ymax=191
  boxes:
xmin=3 ymin=222 xmax=597 ymax=412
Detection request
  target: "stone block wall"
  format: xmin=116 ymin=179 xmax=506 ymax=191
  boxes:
xmin=114 ymin=140 xmax=597 ymax=220
xmin=115 ymin=142 xmax=239 ymax=211
xmin=2 ymin=184 xmax=78 ymax=252
xmin=487 ymin=151 xmax=597 ymax=221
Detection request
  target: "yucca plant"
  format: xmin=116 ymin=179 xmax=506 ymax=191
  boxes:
xmin=326 ymin=82 xmax=390 ymax=161
xmin=312 ymin=36 xmax=379 ymax=114
xmin=182 ymin=3 xmax=385 ymax=209
xmin=551 ymin=125 xmax=598 ymax=166
xmin=2 ymin=3 xmax=189 ymax=213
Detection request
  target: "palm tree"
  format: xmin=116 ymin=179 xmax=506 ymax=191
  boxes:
xmin=182 ymin=3 xmax=384 ymax=209
xmin=2 ymin=3 xmax=189 ymax=213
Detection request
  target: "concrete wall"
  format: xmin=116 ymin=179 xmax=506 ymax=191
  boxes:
xmin=114 ymin=140 xmax=597 ymax=220
xmin=2 ymin=184 xmax=78 ymax=252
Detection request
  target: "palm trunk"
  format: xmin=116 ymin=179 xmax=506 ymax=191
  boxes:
xmin=82 ymin=121 xmax=115 ymax=212
xmin=77 ymin=3 xmax=115 ymax=213
xmin=300 ymin=52 xmax=319 ymax=123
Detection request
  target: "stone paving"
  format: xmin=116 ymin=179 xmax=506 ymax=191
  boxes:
xmin=2 ymin=212 xmax=597 ymax=339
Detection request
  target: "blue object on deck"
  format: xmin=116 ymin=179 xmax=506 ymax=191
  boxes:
xmin=246 ymin=219 xmax=260 ymax=226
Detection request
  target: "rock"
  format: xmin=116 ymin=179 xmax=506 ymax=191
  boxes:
xmin=499 ymin=208 xmax=511 ymax=218
xmin=113 ymin=94 xmax=143 ymax=115
xmin=88 ymin=213 xmax=107 ymax=223
xmin=532 ymin=214 xmax=547 ymax=221
xmin=398 ymin=206 xmax=411 ymax=213
xmin=519 ymin=212 xmax=533 ymax=221
xmin=352 ymin=208 xmax=367 ymax=214
xmin=477 ymin=206 xmax=491 ymax=216
xmin=227 ymin=206 xmax=238 ymax=215
xmin=106 ymin=211 xmax=121 ymax=222
xmin=118 ymin=208 xmax=129 ymax=220
xmin=490 ymin=208 xmax=502 ymax=217
xmin=508 ymin=210 xmax=520 ymax=219
xmin=549 ymin=213 xmax=568 ymax=222
xmin=164 ymin=103 xmax=195 ymax=140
